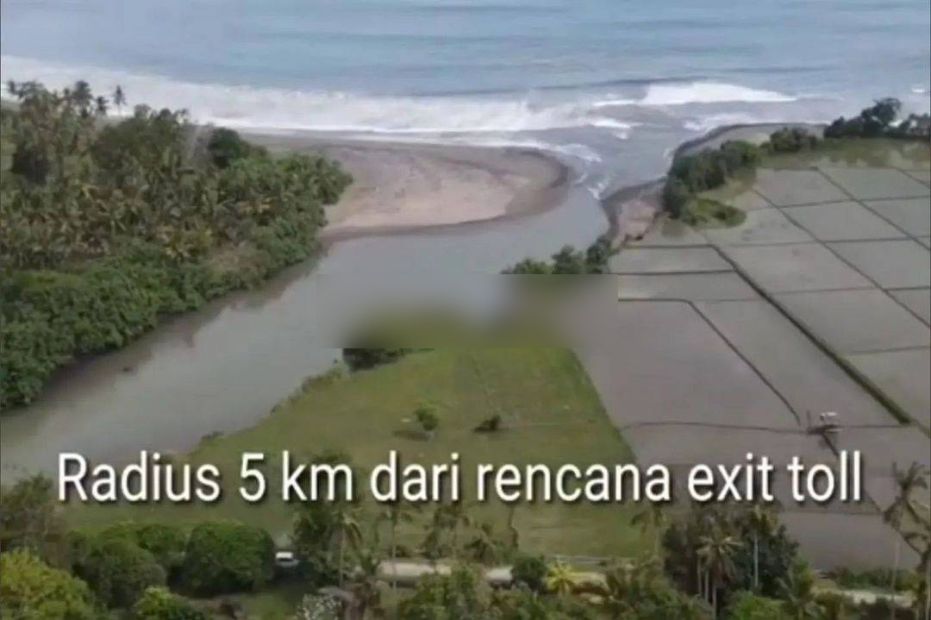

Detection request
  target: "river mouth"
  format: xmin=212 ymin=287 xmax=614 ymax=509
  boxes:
xmin=0 ymin=135 xmax=609 ymax=480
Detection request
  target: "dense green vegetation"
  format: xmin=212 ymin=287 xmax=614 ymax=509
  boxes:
xmin=661 ymin=98 xmax=930 ymax=218
xmin=825 ymin=98 xmax=931 ymax=140
xmin=0 ymin=549 xmax=98 ymax=619
xmin=4 ymin=464 xmax=929 ymax=618
xmin=679 ymin=198 xmax=746 ymax=229
xmin=179 ymin=522 xmax=275 ymax=596
xmin=73 ymin=535 xmax=166 ymax=608
xmin=504 ymin=235 xmax=616 ymax=274
xmin=0 ymin=81 xmax=351 ymax=410
xmin=662 ymin=139 xmax=761 ymax=219
xmin=827 ymin=566 xmax=922 ymax=593
xmin=132 ymin=587 xmax=208 ymax=620
xmin=662 ymin=503 xmax=800 ymax=609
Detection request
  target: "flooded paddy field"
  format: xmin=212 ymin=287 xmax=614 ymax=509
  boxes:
xmin=577 ymin=136 xmax=930 ymax=569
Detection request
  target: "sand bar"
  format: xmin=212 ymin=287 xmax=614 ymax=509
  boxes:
xmin=245 ymin=133 xmax=569 ymax=240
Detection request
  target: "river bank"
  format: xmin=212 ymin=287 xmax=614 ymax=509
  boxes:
xmin=0 ymin=132 xmax=591 ymax=481
xmin=0 ymin=122 xmax=804 ymax=481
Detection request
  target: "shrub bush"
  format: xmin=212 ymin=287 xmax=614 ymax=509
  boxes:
xmin=661 ymin=178 xmax=691 ymax=219
xmin=342 ymin=348 xmax=410 ymax=371
xmin=768 ymin=127 xmax=818 ymax=153
xmin=206 ymin=127 xmax=267 ymax=169
xmin=474 ymin=414 xmax=502 ymax=433
xmin=0 ymin=550 xmax=97 ymax=619
xmin=824 ymin=98 xmax=929 ymax=140
xmin=132 ymin=587 xmax=207 ymax=620
xmin=661 ymin=139 xmax=762 ymax=216
xmin=98 ymin=523 xmax=188 ymax=577
xmin=724 ymin=591 xmax=790 ymax=620
xmin=179 ymin=521 xmax=274 ymax=596
xmin=511 ymin=553 xmax=549 ymax=593
xmin=828 ymin=566 xmax=919 ymax=593
xmin=504 ymin=236 xmax=616 ymax=274
xmin=73 ymin=536 xmax=166 ymax=608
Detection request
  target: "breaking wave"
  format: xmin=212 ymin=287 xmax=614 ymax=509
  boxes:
xmin=0 ymin=55 xmax=635 ymax=135
xmin=639 ymin=81 xmax=797 ymax=106
xmin=2 ymin=55 xmax=801 ymax=138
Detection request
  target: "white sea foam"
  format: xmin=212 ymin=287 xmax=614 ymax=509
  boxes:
xmin=591 ymin=97 xmax=638 ymax=108
xmin=683 ymin=113 xmax=770 ymax=133
xmin=3 ymin=55 xmax=801 ymax=140
xmin=584 ymin=175 xmax=611 ymax=199
xmin=683 ymin=111 xmax=831 ymax=134
xmin=547 ymin=143 xmax=603 ymax=164
xmin=0 ymin=55 xmax=632 ymax=136
xmin=585 ymin=82 xmax=796 ymax=110
xmin=639 ymin=81 xmax=796 ymax=106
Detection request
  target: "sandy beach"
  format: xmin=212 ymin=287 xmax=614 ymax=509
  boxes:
xmin=245 ymin=133 xmax=570 ymax=240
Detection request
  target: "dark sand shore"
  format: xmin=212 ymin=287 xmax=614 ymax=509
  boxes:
xmin=244 ymin=133 xmax=570 ymax=241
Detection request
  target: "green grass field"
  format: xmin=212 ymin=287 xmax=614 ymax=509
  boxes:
xmin=763 ymin=137 xmax=931 ymax=170
xmin=69 ymin=348 xmax=647 ymax=559
xmin=681 ymin=197 xmax=746 ymax=228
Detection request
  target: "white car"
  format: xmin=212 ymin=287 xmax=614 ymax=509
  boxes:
xmin=274 ymin=550 xmax=300 ymax=569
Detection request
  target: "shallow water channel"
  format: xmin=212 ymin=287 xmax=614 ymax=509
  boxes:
xmin=0 ymin=179 xmax=613 ymax=479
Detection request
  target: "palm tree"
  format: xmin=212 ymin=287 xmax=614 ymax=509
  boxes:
xmin=697 ymin=528 xmax=742 ymax=618
xmin=744 ymin=502 xmax=779 ymax=592
xmin=420 ymin=503 xmax=470 ymax=561
xmin=464 ymin=522 xmax=500 ymax=565
xmin=884 ymin=463 xmax=930 ymax=607
xmin=335 ymin=506 xmax=363 ymax=587
xmin=885 ymin=463 xmax=929 ymax=529
xmin=688 ymin=502 xmax=735 ymax=601
xmin=94 ymin=95 xmax=109 ymax=116
xmin=112 ymin=85 xmax=126 ymax=115
xmin=545 ymin=561 xmax=578 ymax=596
xmin=348 ymin=544 xmax=383 ymax=619
xmin=904 ymin=527 xmax=931 ymax=620
xmin=906 ymin=567 xmax=930 ymax=620
xmin=779 ymin=560 xmax=822 ymax=620
xmin=600 ymin=561 xmax=638 ymax=616
xmin=377 ymin=500 xmax=416 ymax=591
xmin=600 ymin=556 xmax=662 ymax=615
xmin=421 ymin=510 xmax=447 ymax=561
xmin=631 ymin=502 xmax=668 ymax=555
xmin=438 ymin=502 xmax=472 ymax=558
xmin=70 ymin=80 xmax=93 ymax=114
xmin=505 ymin=504 xmax=519 ymax=551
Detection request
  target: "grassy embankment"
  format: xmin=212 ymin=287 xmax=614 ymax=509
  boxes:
xmin=694 ymin=137 xmax=930 ymax=222
xmin=662 ymin=99 xmax=930 ymax=227
xmin=69 ymin=347 xmax=648 ymax=559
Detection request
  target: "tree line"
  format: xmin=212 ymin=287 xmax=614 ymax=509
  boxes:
xmin=2 ymin=458 xmax=928 ymax=619
xmin=661 ymin=98 xmax=930 ymax=219
xmin=0 ymin=81 xmax=351 ymax=410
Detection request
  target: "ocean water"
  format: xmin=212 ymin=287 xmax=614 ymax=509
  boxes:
xmin=2 ymin=0 xmax=929 ymax=195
